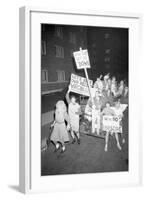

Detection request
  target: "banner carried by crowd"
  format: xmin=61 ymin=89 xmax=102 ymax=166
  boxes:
xmin=70 ymin=73 xmax=93 ymax=96
xmin=71 ymin=48 xmax=128 ymax=141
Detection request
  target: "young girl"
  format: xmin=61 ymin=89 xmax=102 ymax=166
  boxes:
xmin=124 ymin=86 xmax=128 ymax=98
xmin=112 ymin=99 xmax=128 ymax=145
xmin=101 ymin=102 xmax=116 ymax=152
xmin=89 ymin=88 xmax=102 ymax=135
xmin=66 ymin=86 xmax=81 ymax=144
xmin=50 ymin=100 xmax=70 ymax=153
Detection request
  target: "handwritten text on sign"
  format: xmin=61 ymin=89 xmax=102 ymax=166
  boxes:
xmin=73 ymin=49 xmax=90 ymax=69
xmin=102 ymin=115 xmax=122 ymax=133
xmin=70 ymin=74 xmax=93 ymax=96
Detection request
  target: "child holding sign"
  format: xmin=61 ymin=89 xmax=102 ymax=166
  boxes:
xmin=101 ymin=102 xmax=116 ymax=152
xmin=66 ymin=86 xmax=82 ymax=144
xmin=112 ymin=99 xmax=128 ymax=145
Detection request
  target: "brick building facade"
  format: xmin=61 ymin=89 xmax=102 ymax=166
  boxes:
xmin=41 ymin=24 xmax=87 ymax=95
xmin=41 ymin=25 xmax=128 ymax=95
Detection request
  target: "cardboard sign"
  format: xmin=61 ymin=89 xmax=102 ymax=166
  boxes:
xmin=102 ymin=115 xmax=122 ymax=133
xmin=73 ymin=49 xmax=90 ymax=69
xmin=70 ymin=74 xmax=93 ymax=96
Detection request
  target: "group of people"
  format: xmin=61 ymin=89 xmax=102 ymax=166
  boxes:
xmin=85 ymin=73 xmax=128 ymax=151
xmin=49 ymin=73 xmax=128 ymax=153
xmin=50 ymin=85 xmax=81 ymax=153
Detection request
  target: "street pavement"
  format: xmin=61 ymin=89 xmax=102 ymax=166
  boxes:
xmin=41 ymin=93 xmax=128 ymax=176
xmin=41 ymin=125 xmax=128 ymax=176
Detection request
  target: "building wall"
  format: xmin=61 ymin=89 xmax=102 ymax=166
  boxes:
xmin=87 ymin=27 xmax=128 ymax=82
xmin=41 ymin=25 xmax=128 ymax=95
xmin=41 ymin=24 xmax=87 ymax=95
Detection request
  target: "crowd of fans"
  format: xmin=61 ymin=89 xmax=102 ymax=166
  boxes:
xmin=84 ymin=73 xmax=128 ymax=121
xmin=49 ymin=73 xmax=128 ymax=153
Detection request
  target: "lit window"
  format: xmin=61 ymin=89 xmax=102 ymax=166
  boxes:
xmin=92 ymin=43 xmax=96 ymax=48
xmin=105 ymin=49 xmax=111 ymax=54
xmin=55 ymin=45 xmax=64 ymax=58
xmin=80 ymin=40 xmax=84 ymax=48
xmin=104 ymin=56 xmax=110 ymax=62
xmin=41 ymin=69 xmax=48 ymax=83
xmin=104 ymin=33 xmax=110 ymax=39
xmin=69 ymin=32 xmax=76 ymax=44
xmin=55 ymin=26 xmax=63 ymax=38
xmin=105 ymin=64 xmax=110 ymax=69
xmin=57 ymin=70 xmax=65 ymax=82
xmin=41 ymin=41 xmax=46 ymax=55
xmin=80 ymin=27 xmax=84 ymax=32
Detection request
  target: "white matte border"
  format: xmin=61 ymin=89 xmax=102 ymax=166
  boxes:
xmin=20 ymin=7 xmax=142 ymax=193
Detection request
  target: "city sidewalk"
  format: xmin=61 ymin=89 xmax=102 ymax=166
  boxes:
xmin=41 ymin=111 xmax=54 ymax=150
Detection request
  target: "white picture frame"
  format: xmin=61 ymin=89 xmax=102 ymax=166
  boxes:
xmin=19 ymin=6 xmax=142 ymax=194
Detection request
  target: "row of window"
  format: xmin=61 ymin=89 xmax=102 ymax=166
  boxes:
xmin=54 ymin=26 xmax=110 ymax=41
xmin=104 ymin=48 xmax=111 ymax=63
xmin=49 ymin=26 xmax=77 ymax=44
xmin=53 ymin=26 xmax=86 ymax=41
xmin=104 ymin=33 xmax=110 ymax=66
xmin=41 ymin=70 xmax=66 ymax=83
xmin=104 ymin=33 xmax=110 ymax=39
xmin=41 ymin=42 xmax=77 ymax=58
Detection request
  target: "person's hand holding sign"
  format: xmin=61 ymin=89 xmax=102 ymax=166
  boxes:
xmin=68 ymin=84 xmax=71 ymax=93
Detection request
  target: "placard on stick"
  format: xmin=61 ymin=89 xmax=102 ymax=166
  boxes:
xmin=102 ymin=116 xmax=122 ymax=133
xmin=73 ymin=49 xmax=90 ymax=69
xmin=73 ymin=48 xmax=92 ymax=98
xmin=70 ymin=73 xmax=93 ymax=96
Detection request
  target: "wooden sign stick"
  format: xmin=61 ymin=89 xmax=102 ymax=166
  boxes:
xmin=79 ymin=47 xmax=92 ymax=99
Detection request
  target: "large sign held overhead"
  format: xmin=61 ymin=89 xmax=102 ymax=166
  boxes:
xmin=70 ymin=73 xmax=93 ymax=96
xmin=102 ymin=116 xmax=122 ymax=133
xmin=73 ymin=49 xmax=90 ymax=69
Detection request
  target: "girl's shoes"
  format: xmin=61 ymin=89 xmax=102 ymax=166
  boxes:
xmin=77 ymin=138 xmax=81 ymax=145
xmin=104 ymin=145 xmax=108 ymax=152
xmin=122 ymin=138 xmax=125 ymax=144
xmin=54 ymin=143 xmax=60 ymax=152
xmin=61 ymin=146 xmax=66 ymax=153
xmin=117 ymin=143 xmax=122 ymax=150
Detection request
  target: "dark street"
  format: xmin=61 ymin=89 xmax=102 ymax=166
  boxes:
xmin=41 ymin=119 xmax=128 ymax=176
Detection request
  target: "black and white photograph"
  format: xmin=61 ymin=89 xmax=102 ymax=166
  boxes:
xmin=41 ymin=24 xmax=129 ymax=176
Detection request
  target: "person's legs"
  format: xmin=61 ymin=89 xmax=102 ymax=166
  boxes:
xmin=71 ymin=130 xmax=76 ymax=143
xmin=54 ymin=142 xmax=60 ymax=152
xmin=105 ymin=131 xmax=109 ymax=152
xmin=96 ymin=112 xmax=100 ymax=135
xmin=96 ymin=128 xmax=100 ymax=135
xmin=92 ymin=119 xmax=95 ymax=133
xmin=75 ymin=131 xmax=80 ymax=144
xmin=115 ymin=132 xmax=122 ymax=150
xmin=121 ymin=133 xmax=125 ymax=144
xmin=61 ymin=142 xmax=66 ymax=153
xmin=92 ymin=110 xmax=96 ymax=133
